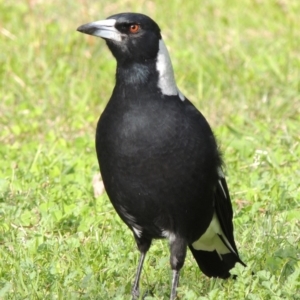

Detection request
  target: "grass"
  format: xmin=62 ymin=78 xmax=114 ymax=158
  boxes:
xmin=0 ymin=0 xmax=299 ymax=299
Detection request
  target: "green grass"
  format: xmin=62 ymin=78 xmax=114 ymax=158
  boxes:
xmin=1 ymin=0 xmax=299 ymax=299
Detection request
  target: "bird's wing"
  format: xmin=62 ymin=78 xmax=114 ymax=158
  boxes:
xmin=215 ymin=169 xmax=245 ymax=264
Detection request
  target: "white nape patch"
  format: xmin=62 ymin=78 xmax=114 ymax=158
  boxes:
xmin=162 ymin=230 xmax=176 ymax=243
xmin=132 ymin=226 xmax=142 ymax=238
xmin=192 ymin=213 xmax=237 ymax=256
xmin=156 ymin=39 xmax=185 ymax=101
xmin=88 ymin=19 xmax=122 ymax=42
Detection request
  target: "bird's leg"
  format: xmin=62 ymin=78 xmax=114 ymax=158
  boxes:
xmin=169 ymin=236 xmax=187 ymax=300
xmin=170 ymin=269 xmax=180 ymax=300
xmin=132 ymin=235 xmax=152 ymax=300
xmin=132 ymin=252 xmax=146 ymax=299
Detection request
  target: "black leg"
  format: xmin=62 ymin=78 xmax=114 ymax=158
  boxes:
xmin=170 ymin=269 xmax=180 ymax=300
xmin=132 ymin=235 xmax=152 ymax=300
xmin=169 ymin=236 xmax=187 ymax=300
xmin=132 ymin=252 xmax=146 ymax=299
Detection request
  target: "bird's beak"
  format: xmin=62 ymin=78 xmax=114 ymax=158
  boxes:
xmin=77 ymin=19 xmax=122 ymax=42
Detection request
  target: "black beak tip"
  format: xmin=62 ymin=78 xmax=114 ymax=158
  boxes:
xmin=77 ymin=25 xmax=85 ymax=33
xmin=76 ymin=24 xmax=96 ymax=36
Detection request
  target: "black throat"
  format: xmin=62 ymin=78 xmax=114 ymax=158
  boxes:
xmin=115 ymin=59 xmax=160 ymax=90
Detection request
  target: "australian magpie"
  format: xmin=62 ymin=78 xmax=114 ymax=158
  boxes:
xmin=77 ymin=12 xmax=246 ymax=300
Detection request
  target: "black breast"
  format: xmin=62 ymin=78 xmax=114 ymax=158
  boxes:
xmin=96 ymin=90 xmax=221 ymax=241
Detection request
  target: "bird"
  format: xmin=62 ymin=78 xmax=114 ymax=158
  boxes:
xmin=77 ymin=12 xmax=246 ymax=300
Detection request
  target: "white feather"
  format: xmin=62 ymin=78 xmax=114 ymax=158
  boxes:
xmin=218 ymin=179 xmax=227 ymax=199
xmin=162 ymin=230 xmax=176 ymax=243
xmin=192 ymin=213 xmax=237 ymax=257
xmin=217 ymin=167 xmax=225 ymax=178
xmin=132 ymin=226 xmax=142 ymax=238
xmin=156 ymin=39 xmax=185 ymax=101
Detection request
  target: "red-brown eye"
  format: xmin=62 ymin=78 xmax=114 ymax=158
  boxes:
xmin=129 ymin=24 xmax=140 ymax=33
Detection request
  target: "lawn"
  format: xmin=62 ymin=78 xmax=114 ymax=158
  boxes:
xmin=0 ymin=0 xmax=299 ymax=299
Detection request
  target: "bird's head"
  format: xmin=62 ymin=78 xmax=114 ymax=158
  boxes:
xmin=77 ymin=12 xmax=162 ymax=64
xmin=77 ymin=13 xmax=183 ymax=98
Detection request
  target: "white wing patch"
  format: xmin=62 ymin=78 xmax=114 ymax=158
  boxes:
xmin=156 ymin=39 xmax=185 ymax=101
xmin=192 ymin=212 xmax=237 ymax=257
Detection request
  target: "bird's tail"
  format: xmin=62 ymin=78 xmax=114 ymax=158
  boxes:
xmin=188 ymin=246 xmax=245 ymax=279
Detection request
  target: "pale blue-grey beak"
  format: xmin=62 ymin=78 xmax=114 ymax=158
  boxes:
xmin=77 ymin=19 xmax=122 ymax=42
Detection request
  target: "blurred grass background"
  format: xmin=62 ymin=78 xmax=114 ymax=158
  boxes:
xmin=0 ymin=0 xmax=299 ymax=299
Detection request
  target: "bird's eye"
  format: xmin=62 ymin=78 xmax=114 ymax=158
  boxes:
xmin=129 ymin=24 xmax=140 ymax=33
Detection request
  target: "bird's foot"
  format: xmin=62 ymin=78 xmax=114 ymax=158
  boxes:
xmin=132 ymin=287 xmax=140 ymax=300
